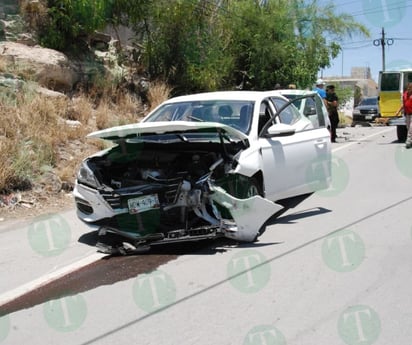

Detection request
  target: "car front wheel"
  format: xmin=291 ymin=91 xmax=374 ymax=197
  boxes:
xmin=231 ymin=176 xmax=267 ymax=241
xmin=217 ymin=175 xmax=267 ymax=241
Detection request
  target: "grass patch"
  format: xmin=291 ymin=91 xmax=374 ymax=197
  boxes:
xmin=0 ymin=78 xmax=169 ymax=194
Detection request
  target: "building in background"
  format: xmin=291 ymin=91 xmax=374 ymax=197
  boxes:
xmin=324 ymin=67 xmax=378 ymax=106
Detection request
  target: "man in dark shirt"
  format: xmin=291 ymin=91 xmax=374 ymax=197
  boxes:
xmin=326 ymin=85 xmax=339 ymax=142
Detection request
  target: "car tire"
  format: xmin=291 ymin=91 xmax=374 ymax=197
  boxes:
xmin=397 ymin=125 xmax=407 ymax=142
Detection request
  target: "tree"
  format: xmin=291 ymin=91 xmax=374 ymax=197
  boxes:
xmin=142 ymin=0 xmax=233 ymax=93
xmin=38 ymin=0 xmax=370 ymax=93
xmin=291 ymin=0 xmax=369 ymax=87
xmin=222 ymin=0 xmax=298 ymax=89
xmin=222 ymin=0 xmax=369 ymax=90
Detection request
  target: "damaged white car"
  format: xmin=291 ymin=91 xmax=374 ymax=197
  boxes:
xmin=73 ymin=91 xmax=332 ymax=254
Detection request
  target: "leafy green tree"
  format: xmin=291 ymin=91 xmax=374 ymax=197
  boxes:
xmin=37 ymin=0 xmax=369 ymax=93
xmin=222 ymin=0 xmax=297 ymax=89
xmin=291 ymin=0 xmax=369 ymax=87
xmin=222 ymin=0 xmax=369 ymax=90
xmin=143 ymin=0 xmax=233 ymax=93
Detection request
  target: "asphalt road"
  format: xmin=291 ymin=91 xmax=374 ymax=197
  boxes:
xmin=1 ymin=125 xmax=412 ymax=345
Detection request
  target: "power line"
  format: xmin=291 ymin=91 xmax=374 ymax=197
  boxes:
xmin=346 ymin=1 xmax=412 ymax=18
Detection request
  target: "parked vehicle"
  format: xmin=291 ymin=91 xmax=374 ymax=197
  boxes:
xmin=351 ymin=96 xmax=379 ymax=126
xmin=74 ymin=91 xmax=332 ymax=254
xmin=378 ymin=70 xmax=410 ymax=141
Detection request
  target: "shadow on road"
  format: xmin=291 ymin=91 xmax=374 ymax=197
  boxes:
xmin=274 ymin=207 xmax=331 ymax=224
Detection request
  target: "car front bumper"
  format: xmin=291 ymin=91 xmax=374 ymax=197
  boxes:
xmin=352 ymin=113 xmax=379 ymax=122
xmin=73 ymin=181 xmax=120 ymax=223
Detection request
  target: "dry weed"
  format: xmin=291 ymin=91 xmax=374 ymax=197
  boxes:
xmin=147 ymin=81 xmax=173 ymax=112
xmin=57 ymin=147 xmax=93 ymax=183
xmin=0 ymin=74 xmax=151 ymax=194
xmin=0 ymin=60 xmax=7 ymax=73
xmin=66 ymin=95 xmax=93 ymax=124
xmin=115 ymin=92 xmax=145 ymax=124
xmin=0 ymin=140 xmax=17 ymax=192
xmin=95 ymin=98 xmax=111 ymax=130
xmin=20 ymin=0 xmax=48 ymax=31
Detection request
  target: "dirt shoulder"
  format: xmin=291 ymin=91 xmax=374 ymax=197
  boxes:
xmin=0 ymin=190 xmax=75 ymax=223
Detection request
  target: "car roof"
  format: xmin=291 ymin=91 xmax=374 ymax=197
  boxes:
xmin=163 ymin=91 xmax=267 ymax=103
xmin=271 ymin=89 xmax=318 ymax=97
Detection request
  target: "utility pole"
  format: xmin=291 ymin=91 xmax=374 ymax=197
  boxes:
xmin=373 ymin=27 xmax=394 ymax=71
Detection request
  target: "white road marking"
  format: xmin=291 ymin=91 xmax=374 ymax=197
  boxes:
xmin=0 ymin=253 xmax=105 ymax=307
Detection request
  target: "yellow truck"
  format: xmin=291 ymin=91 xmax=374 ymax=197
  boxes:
xmin=378 ymin=70 xmax=410 ymax=142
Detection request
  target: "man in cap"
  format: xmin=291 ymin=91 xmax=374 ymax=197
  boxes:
xmin=314 ymin=78 xmax=326 ymax=99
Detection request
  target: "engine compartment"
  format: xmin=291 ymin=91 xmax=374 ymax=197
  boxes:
xmin=88 ymin=140 xmax=243 ymax=190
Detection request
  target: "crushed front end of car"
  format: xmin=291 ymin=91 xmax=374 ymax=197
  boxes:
xmin=74 ymin=121 xmax=281 ymax=254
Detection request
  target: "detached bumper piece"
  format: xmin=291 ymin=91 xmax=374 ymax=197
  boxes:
xmin=95 ymin=225 xmax=223 ymax=255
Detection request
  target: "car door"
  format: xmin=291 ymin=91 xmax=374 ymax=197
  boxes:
xmin=258 ymin=97 xmax=331 ymax=201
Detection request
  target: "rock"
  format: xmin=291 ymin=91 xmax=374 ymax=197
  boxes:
xmin=35 ymin=86 xmax=67 ymax=99
xmin=65 ymin=119 xmax=82 ymax=128
xmin=0 ymin=41 xmax=79 ymax=92
xmin=90 ymin=32 xmax=112 ymax=51
xmin=16 ymin=32 xmax=37 ymax=46
xmin=0 ymin=73 xmax=24 ymax=90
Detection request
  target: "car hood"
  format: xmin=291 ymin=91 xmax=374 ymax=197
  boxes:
xmin=87 ymin=121 xmax=249 ymax=141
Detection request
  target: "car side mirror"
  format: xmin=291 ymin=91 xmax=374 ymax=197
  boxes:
xmin=265 ymin=123 xmax=296 ymax=137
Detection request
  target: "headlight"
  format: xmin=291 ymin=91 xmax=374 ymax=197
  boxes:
xmin=352 ymin=109 xmax=360 ymax=115
xmin=77 ymin=161 xmax=101 ymax=188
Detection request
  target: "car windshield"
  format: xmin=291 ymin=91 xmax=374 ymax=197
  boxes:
xmin=144 ymin=100 xmax=255 ymax=134
xmin=359 ymin=97 xmax=377 ymax=106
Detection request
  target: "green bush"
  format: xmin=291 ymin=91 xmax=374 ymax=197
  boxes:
xmin=39 ymin=0 xmax=111 ymax=51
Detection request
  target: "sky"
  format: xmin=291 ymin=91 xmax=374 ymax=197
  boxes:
xmin=320 ymin=0 xmax=412 ymax=82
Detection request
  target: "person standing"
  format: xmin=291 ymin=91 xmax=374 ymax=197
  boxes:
xmin=325 ymin=84 xmax=339 ymax=142
xmin=396 ymin=82 xmax=412 ymax=148
xmin=314 ymin=79 xmax=326 ymax=99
